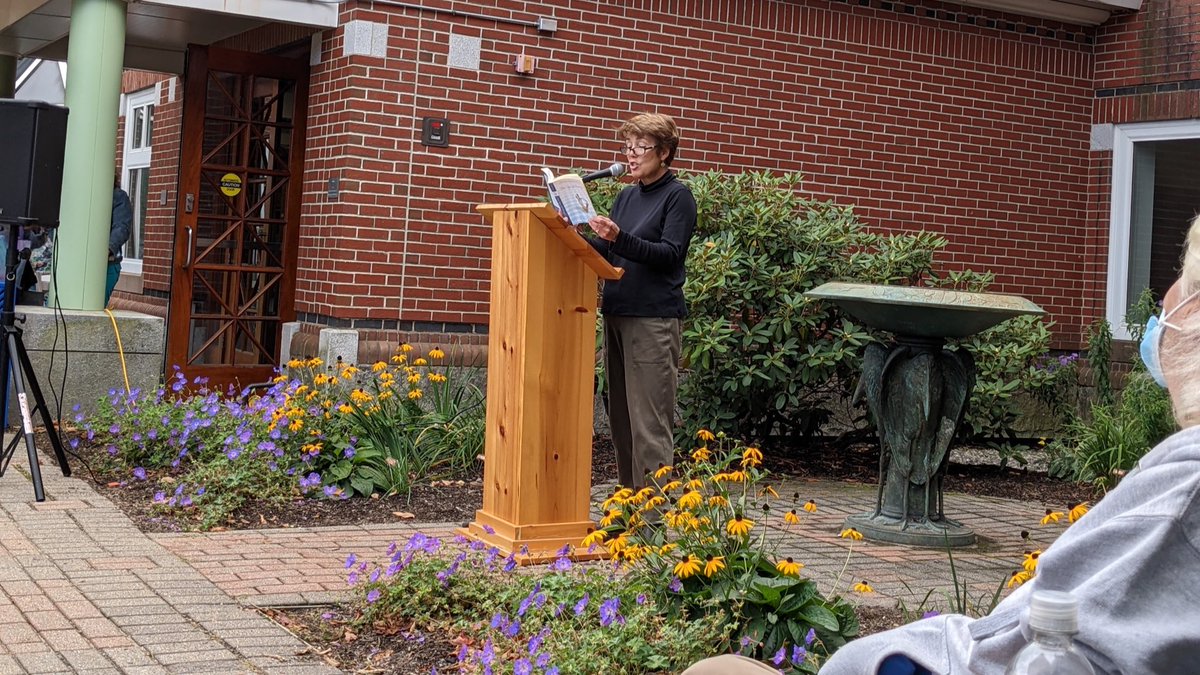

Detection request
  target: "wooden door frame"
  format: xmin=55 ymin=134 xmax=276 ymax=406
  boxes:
xmin=166 ymin=44 xmax=309 ymax=388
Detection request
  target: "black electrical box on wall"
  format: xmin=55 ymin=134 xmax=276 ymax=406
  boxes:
xmin=421 ymin=117 xmax=450 ymax=147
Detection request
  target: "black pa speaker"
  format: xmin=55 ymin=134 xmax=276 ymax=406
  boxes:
xmin=0 ymin=99 xmax=68 ymax=228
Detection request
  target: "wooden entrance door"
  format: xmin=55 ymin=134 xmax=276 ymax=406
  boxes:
xmin=167 ymin=46 xmax=308 ymax=390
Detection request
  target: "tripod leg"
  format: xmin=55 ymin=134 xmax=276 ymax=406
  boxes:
xmin=13 ymin=331 xmax=70 ymax=476
xmin=6 ymin=332 xmax=45 ymax=501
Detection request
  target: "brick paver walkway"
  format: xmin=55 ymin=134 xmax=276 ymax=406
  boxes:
xmin=0 ymin=461 xmax=336 ymax=674
xmin=0 ymin=450 xmax=1069 ymax=674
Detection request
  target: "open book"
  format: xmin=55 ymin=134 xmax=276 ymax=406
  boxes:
xmin=541 ymin=168 xmax=596 ymax=227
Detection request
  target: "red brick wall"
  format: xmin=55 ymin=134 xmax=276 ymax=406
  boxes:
xmin=294 ymin=0 xmax=1101 ymax=344
xmin=1087 ymin=0 xmax=1200 ymax=328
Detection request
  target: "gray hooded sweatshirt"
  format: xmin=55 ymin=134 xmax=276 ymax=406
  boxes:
xmin=820 ymin=424 xmax=1200 ymax=675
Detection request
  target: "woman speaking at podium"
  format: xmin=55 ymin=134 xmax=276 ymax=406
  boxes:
xmin=587 ymin=113 xmax=696 ymax=490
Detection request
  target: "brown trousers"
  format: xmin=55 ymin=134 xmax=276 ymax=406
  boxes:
xmin=604 ymin=315 xmax=681 ymax=489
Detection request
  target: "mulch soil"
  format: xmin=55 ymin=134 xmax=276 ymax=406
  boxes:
xmin=65 ymin=432 xmax=1097 ymax=673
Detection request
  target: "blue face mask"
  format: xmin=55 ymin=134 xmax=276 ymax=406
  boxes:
xmin=1140 ymin=314 xmax=1170 ymax=388
xmin=1140 ymin=290 xmax=1200 ymax=388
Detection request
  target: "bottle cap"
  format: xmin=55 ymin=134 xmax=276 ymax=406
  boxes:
xmin=1028 ymin=590 xmax=1079 ymax=633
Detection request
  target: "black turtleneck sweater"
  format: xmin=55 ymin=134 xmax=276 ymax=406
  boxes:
xmin=592 ymin=170 xmax=697 ymax=318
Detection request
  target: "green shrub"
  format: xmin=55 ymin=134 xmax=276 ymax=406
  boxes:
xmin=624 ymin=169 xmax=1073 ymax=445
xmin=1047 ymin=303 xmax=1176 ymax=490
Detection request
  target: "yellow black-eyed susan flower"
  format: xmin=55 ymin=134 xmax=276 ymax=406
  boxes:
xmin=581 ymin=530 xmax=608 ymax=547
xmin=644 ymin=495 xmax=667 ymax=509
xmin=726 ymin=516 xmax=754 ymax=537
xmin=803 ymin=500 xmax=818 ymax=513
xmin=1068 ymin=502 xmax=1089 ymax=523
xmin=742 ymin=447 xmax=764 ymax=468
xmin=429 ymin=347 xmax=445 ymax=359
xmin=784 ymin=509 xmax=801 ymax=525
xmin=600 ymin=509 xmax=622 ymax=527
xmin=760 ymin=485 xmax=780 ymax=499
xmin=1022 ymin=550 xmax=1040 ymax=573
xmin=372 ymin=361 xmax=387 ymax=372
xmin=708 ymin=495 xmax=729 ymax=508
xmin=337 ymin=404 xmax=354 ymax=415
xmin=658 ymin=542 xmax=677 ymax=556
xmin=687 ymin=479 xmax=704 ymax=490
xmin=603 ymin=489 xmax=634 ymax=510
xmin=674 ymin=554 xmax=702 ymax=579
xmin=839 ymin=527 xmax=863 ymax=541
xmin=661 ymin=480 xmax=683 ymax=493
xmin=1041 ymin=509 xmax=1063 ymax=525
xmin=703 ymin=555 xmax=726 ymax=577
xmin=665 ymin=510 xmax=690 ymax=529
xmin=692 ymin=446 xmax=711 ymax=462
xmin=428 ymin=373 xmax=447 ymax=383
xmin=1008 ymin=570 xmax=1032 ymax=588
xmin=654 ymin=465 xmax=673 ymax=479
xmin=413 ymin=358 xmax=428 ymax=366
xmin=400 ymin=343 xmax=414 ymax=353
xmin=726 ymin=470 xmax=747 ymax=483
xmin=776 ymin=557 xmax=803 ymax=576
xmin=605 ymin=535 xmax=630 ymax=556
xmin=408 ymin=389 xmax=423 ymax=400
xmin=696 ymin=429 xmax=716 ymax=442
xmin=853 ymin=580 xmax=874 ymax=593
xmin=677 ymin=489 xmax=703 ymax=511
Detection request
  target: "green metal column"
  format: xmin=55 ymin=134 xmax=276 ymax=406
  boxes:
xmin=0 ymin=55 xmax=15 ymax=98
xmin=50 ymin=0 xmax=126 ymax=310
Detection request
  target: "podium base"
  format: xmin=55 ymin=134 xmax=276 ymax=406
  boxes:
xmin=459 ymin=511 xmax=610 ymax=566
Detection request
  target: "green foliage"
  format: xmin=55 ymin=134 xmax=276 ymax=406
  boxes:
xmin=1049 ymin=371 xmax=1175 ymax=489
xmin=588 ymin=432 xmax=857 ymax=671
xmin=293 ymin=348 xmax=485 ymax=498
xmin=355 ymin=538 xmax=730 ymax=674
xmin=950 ymin=316 xmax=1080 ymax=451
xmin=1047 ymin=301 xmax=1176 ymax=490
xmin=76 ymin=345 xmax=484 ymax=530
xmin=669 ymin=169 xmax=1071 ymax=444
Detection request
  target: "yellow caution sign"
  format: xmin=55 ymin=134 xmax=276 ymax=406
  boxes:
xmin=219 ymin=173 xmax=242 ymax=197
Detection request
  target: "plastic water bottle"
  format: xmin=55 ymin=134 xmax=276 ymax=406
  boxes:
xmin=1004 ymin=590 xmax=1096 ymax=675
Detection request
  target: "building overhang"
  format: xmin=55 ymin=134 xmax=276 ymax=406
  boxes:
xmin=945 ymin=0 xmax=1142 ymax=26
xmin=0 ymin=0 xmax=341 ymax=74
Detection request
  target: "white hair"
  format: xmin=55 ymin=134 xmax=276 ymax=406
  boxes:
xmin=1165 ymin=213 xmax=1200 ymax=427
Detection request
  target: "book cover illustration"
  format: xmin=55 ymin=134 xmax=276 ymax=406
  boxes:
xmin=541 ymin=167 xmax=597 ymax=227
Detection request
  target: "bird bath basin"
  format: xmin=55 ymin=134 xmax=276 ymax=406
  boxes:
xmin=806 ymin=282 xmax=1044 ymax=547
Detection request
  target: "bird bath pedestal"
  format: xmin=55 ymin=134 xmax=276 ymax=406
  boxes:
xmin=806 ymin=283 xmax=1044 ymax=547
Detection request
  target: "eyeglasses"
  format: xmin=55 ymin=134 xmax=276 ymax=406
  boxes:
xmin=621 ymin=144 xmax=658 ymax=157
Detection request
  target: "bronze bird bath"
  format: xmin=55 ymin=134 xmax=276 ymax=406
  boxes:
xmin=806 ymin=282 xmax=1045 ymax=547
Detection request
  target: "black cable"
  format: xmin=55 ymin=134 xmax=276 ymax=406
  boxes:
xmin=45 ymin=233 xmax=94 ymax=478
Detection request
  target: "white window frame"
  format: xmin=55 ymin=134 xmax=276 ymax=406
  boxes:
xmin=120 ymin=86 xmax=157 ymax=275
xmin=1105 ymin=119 xmax=1200 ymax=340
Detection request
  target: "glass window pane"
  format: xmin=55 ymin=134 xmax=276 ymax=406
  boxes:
xmin=1126 ymin=139 xmax=1200 ymax=315
xmin=132 ymin=107 xmax=145 ymax=149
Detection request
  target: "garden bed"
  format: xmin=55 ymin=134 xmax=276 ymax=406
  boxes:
xmin=75 ymin=434 xmax=1095 ymax=534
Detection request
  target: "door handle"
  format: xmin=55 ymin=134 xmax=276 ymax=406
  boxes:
xmin=184 ymin=226 xmax=193 ymax=268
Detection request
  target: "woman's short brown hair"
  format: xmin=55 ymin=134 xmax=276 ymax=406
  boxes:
xmin=617 ymin=113 xmax=681 ymax=166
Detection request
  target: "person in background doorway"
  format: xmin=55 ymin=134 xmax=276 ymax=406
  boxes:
xmin=586 ymin=112 xmax=697 ymax=490
xmin=107 ymin=176 xmax=132 ymax=306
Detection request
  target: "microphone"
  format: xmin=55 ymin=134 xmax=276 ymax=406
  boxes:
xmin=581 ymin=163 xmax=626 ymax=182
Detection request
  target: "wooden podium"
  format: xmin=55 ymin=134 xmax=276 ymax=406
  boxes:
xmin=458 ymin=203 xmax=623 ymax=564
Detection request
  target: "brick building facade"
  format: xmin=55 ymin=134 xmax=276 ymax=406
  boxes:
xmin=107 ymin=0 xmax=1200 ymax=374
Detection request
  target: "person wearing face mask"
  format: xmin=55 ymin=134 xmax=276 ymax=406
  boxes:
xmin=586 ymin=113 xmax=696 ymax=490
xmin=685 ymin=214 xmax=1200 ymax=674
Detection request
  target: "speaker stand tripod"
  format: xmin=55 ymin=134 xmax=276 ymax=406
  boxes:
xmin=0 ymin=221 xmax=71 ymax=501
